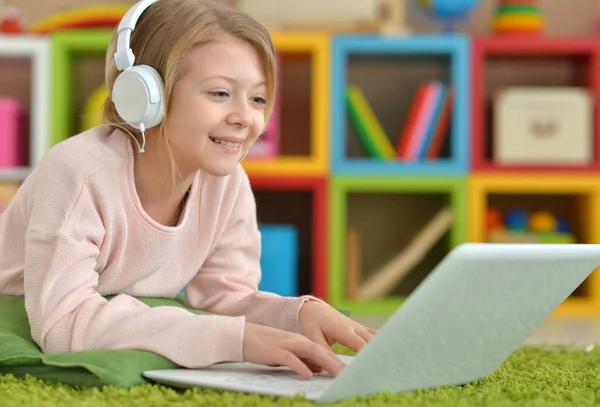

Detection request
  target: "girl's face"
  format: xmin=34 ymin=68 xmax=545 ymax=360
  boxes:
xmin=165 ymin=33 xmax=268 ymax=177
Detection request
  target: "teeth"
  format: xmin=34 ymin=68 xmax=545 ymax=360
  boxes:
xmin=210 ymin=137 xmax=241 ymax=147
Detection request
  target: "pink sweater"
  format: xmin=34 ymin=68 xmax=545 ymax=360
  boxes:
xmin=0 ymin=126 xmax=319 ymax=368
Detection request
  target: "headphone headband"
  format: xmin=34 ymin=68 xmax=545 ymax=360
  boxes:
xmin=114 ymin=0 xmax=159 ymax=71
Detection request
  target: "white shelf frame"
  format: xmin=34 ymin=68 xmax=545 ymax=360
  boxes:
xmin=0 ymin=35 xmax=50 ymax=182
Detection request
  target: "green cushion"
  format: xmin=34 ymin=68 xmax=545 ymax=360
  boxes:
xmin=0 ymin=295 xmax=203 ymax=388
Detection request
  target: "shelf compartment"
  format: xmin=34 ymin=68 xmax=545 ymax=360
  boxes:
xmin=329 ymin=176 xmax=467 ymax=316
xmin=0 ymin=35 xmax=50 ymax=170
xmin=248 ymin=174 xmax=327 ymax=299
xmin=237 ymin=32 xmax=330 ymax=176
xmin=471 ymin=36 xmax=600 ymax=173
xmin=50 ymin=29 xmax=111 ymax=147
xmin=331 ymin=34 xmax=470 ymax=176
xmin=468 ymin=174 xmax=600 ymax=317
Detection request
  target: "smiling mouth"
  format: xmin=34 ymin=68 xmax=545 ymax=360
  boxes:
xmin=209 ymin=136 xmax=242 ymax=148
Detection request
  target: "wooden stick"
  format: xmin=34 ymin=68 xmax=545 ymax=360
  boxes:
xmin=358 ymin=207 xmax=453 ymax=300
xmin=346 ymin=228 xmax=361 ymax=299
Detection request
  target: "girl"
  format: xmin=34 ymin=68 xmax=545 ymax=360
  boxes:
xmin=0 ymin=0 xmax=376 ymax=379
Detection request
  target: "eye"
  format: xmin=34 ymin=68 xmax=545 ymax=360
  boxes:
xmin=252 ymin=96 xmax=267 ymax=105
xmin=209 ymin=91 xmax=229 ymax=98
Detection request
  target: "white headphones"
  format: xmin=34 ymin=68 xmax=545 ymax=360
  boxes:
xmin=112 ymin=0 xmax=165 ymax=153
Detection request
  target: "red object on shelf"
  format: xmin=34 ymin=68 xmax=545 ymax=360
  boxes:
xmin=248 ymin=175 xmax=328 ymax=300
xmin=0 ymin=7 xmax=26 ymax=34
xmin=471 ymin=36 xmax=600 ymax=173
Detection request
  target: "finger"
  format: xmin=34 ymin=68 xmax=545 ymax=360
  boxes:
xmin=356 ymin=326 xmax=374 ymax=343
xmin=301 ymin=358 xmax=324 ymax=373
xmin=336 ymin=328 xmax=367 ymax=353
xmin=365 ymin=326 xmax=379 ymax=335
xmin=308 ymin=329 xmax=332 ymax=351
xmin=278 ymin=351 xmax=314 ymax=379
xmin=293 ymin=340 xmax=345 ymax=377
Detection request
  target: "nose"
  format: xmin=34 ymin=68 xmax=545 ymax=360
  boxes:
xmin=226 ymin=100 xmax=253 ymax=128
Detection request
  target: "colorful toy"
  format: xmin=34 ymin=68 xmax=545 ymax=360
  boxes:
xmin=528 ymin=210 xmax=557 ymax=234
xmin=556 ymin=217 xmax=571 ymax=233
xmin=485 ymin=208 xmax=503 ymax=231
xmin=492 ymin=0 xmax=544 ymax=36
xmin=0 ymin=4 xmax=26 ymax=34
xmin=412 ymin=0 xmax=481 ymax=33
xmin=28 ymin=5 xmax=131 ymax=35
xmin=486 ymin=208 xmax=575 ymax=244
xmin=505 ymin=209 xmax=528 ymax=232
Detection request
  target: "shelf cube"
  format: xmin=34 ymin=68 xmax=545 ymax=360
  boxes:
xmin=249 ymin=175 xmax=328 ymax=299
xmin=328 ymin=176 xmax=467 ymax=316
xmin=242 ymin=33 xmax=330 ymax=177
xmin=0 ymin=35 xmax=50 ymax=182
xmin=468 ymin=174 xmax=600 ymax=316
xmin=331 ymin=34 xmax=470 ymax=176
xmin=50 ymin=29 xmax=112 ymax=147
xmin=471 ymin=36 xmax=600 ymax=173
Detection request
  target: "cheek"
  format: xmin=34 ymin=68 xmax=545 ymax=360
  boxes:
xmin=252 ymin=113 xmax=267 ymax=137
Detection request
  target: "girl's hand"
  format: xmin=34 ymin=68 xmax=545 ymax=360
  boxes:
xmin=242 ymin=322 xmax=346 ymax=379
xmin=298 ymin=301 xmax=379 ymax=354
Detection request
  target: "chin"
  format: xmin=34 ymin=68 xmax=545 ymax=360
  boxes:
xmin=202 ymin=162 xmax=239 ymax=177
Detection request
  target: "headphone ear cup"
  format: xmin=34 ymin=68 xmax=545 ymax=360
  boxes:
xmin=112 ymin=65 xmax=165 ymax=130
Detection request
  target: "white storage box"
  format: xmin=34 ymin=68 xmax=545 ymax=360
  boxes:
xmin=494 ymin=87 xmax=593 ymax=165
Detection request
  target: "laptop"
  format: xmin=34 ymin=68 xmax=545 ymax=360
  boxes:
xmin=143 ymin=243 xmax=600 ymax=403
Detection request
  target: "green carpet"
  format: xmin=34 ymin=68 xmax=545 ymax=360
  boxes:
xmin=2 ymin=343 xmax=600 ymax=406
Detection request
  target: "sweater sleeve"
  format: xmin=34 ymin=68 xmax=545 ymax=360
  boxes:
xmin=23 ymin=160 xmax=245 ymax=368
xmin=185 ymin=169 xmax=326 ymax=334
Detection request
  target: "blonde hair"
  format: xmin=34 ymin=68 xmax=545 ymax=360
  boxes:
xmin=102 ymin=0 xmax=277 ymax=183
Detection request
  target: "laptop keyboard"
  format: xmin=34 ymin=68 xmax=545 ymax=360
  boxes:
xmin=221 ymin=369 xmax=334 ymax=395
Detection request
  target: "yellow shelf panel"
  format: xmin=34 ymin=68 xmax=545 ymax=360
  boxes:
xmin=266 ymin=32 xmax=330 ymax=178
xmin=271 ymin=32 xmax=330 ymax=52
xmin=242 ymin=156 xmax=326 ymax=176
xmin=551 ymin=296 xmax=600 ymax=318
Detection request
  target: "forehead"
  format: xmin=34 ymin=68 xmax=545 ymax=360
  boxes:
xmin=183 ymin=34 xmax=266 ymax=83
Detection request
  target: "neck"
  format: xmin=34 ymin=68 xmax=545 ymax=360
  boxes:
xmin=130 ymin=128 xmax=196 ymax=226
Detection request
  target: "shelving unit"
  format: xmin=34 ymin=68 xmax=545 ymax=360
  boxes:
xmin=328 ymin=176 xmax=467 ymax=316
xmin=0 ymin=35 xmax=50 ymax=182
xmin=3 ymin=29 xmax=600 ymax=318
xmin=331 ymin=34 xmax=470 ymax=176
xmin=468 ymin=174 xmax=600 ymax=317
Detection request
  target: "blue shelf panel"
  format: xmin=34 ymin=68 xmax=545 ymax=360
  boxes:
xmin=331 ymin=34 xmax=471 ymax=176
xmin=332 ymin=157 xmax=467 ymax=176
